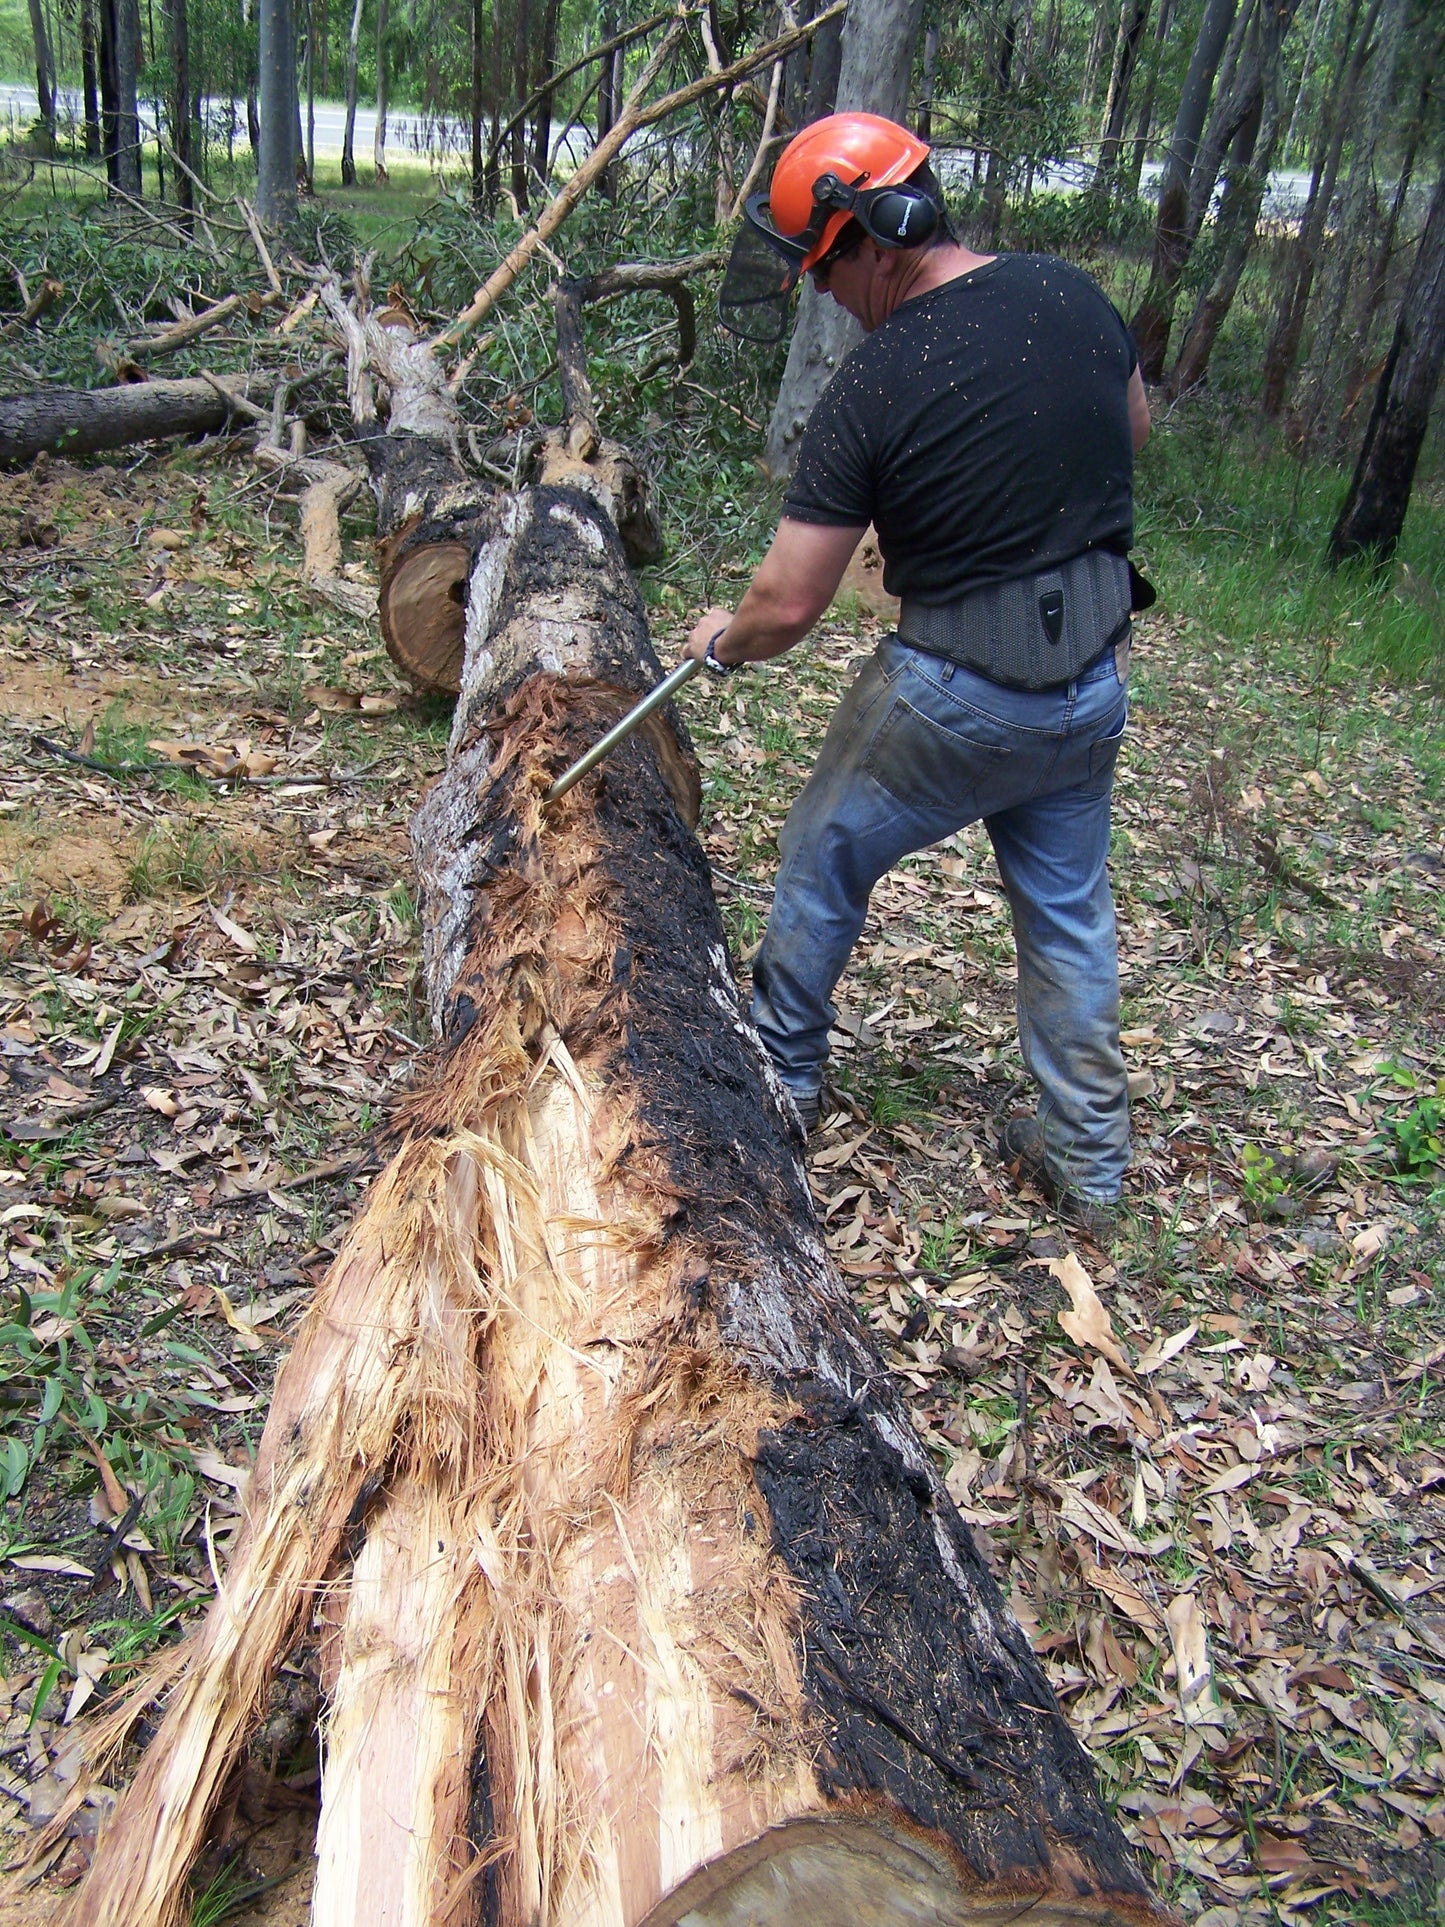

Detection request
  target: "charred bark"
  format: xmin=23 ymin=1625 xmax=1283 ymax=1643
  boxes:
xmin=59 ymin=438 xmax=1172 ymax=1927
xmin=0 ymin=372 xmax=265 ymax=468
xmin=1330 ymin=163 xmax=1445 ymax=569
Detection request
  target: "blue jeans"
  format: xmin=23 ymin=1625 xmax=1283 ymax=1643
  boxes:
xmin=751 ymin=634 xmax=1131 ymax=1202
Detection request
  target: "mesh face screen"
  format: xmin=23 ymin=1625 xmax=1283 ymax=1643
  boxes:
xmin=718 ymin=221 xmax=799 ymax=344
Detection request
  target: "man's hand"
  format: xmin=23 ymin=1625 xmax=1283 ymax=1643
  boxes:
xmin=679 ymin=521 xmax=866 ymax=674
xmin=683 ymin=608 xmax=736 ymax=666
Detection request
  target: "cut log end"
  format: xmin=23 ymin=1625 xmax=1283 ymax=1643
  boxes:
xmin=380 ymin=539 xmax=472 ymax=693
xmin=639 ymin=1817 xmax=1161 ymax=1927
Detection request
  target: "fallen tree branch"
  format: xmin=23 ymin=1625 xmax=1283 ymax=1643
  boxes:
xmin=431 ymin=0 xmax=845 ymax=352
xmin=124 ymin=289 xmax=281 ymax=362
xmin=0 ymin=371 xmax=273 ymax=467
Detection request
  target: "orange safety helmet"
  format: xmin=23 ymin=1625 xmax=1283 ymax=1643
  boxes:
xmin=718 ymin=113 xmax=938 ymax=342
xmin=767 ymin=112 xmax=932 ymax=271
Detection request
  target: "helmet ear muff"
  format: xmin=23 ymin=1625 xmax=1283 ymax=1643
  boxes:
xmin=861 ymin=184 xmax=939 ymax=249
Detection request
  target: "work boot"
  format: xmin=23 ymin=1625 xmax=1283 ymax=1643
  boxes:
xmin=790 ymin=1088 xmax=821 ymax=1135
xmin=998 ymin=1112 xmax=1120 ymax=1243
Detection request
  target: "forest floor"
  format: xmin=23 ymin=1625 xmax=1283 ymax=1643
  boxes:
xmin=0 ymin=439 xmax=1442 ymax=1927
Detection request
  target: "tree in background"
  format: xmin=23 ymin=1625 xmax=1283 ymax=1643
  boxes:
xmin=764 ymin=0 xmax=925 ymax=477
xmin=161 ymin=0 xmax=194 ymax=215
xmin=341 ymin=0 xmax=364 ymax=185
xmin=26 ymin=0 xmax=57 ymax=144
xmin=100 ymin=0 xmax=144 ymax=196
xmin=1130 ymin=0 xmax=1238 ymax=379
xmin=1167 ymin=0 xmax=1303 ymax=394
xmin=256 ymin=0 xmax=297 ymax=223
xmin=1330 ymin=160 xmax=1445 ymax=567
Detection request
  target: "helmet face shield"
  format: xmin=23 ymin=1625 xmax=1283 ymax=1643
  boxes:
xmin=718 ymin=194 xmax=819 ymax=344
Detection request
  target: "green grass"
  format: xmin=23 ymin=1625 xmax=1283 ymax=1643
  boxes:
xmin=1136 ymin=408 xmax=1445 ymax=686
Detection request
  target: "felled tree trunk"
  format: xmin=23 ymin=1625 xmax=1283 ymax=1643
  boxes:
xmin=0 ymin=372 xmax=265 ymax=467
xmin=61 ymin=474 xmax=1168 ymax=1927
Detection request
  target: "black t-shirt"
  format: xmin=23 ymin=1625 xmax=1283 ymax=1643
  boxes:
xmin=782 ymin=253 xmax=1138 ymax=603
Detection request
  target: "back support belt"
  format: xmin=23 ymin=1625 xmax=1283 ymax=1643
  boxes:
xmin=897 ymin=548 xmax=1132 ymax=691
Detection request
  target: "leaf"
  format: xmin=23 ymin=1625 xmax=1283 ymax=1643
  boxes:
xmin=1054 ymin=1482 xmax=1159 ymax=1557
xmin=1166 ymin=1591 xmax=1221 ymax=1725
xmin=210 ymin=906 xmax=258 ymax=955
xmin=1137 ymin=1323 xmax=1198 ymax=1375
xmin=1049 ymin=1253 xmax=1131 ymax=1373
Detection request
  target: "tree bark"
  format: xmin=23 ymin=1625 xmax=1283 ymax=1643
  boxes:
xmin=1166 ymin=0 xmax=1300 ymax=396
xmin=109 ymin=0 xmax=144 ymax=197
xmin=163 ymin=0 xmax=194 ymax=217
xmin=26 ymin=0 xmax=57 ymax=137
xmin=56 ymin=316 xmax=1174 ymax=1927
xmin=1092 ymin=0 xmax=1151 ymax=192
xmin=81 ymin=0 xmax=103 ymax=155
xmin=1129 ymin=0 xmax=1238 ymax=380
xmin=1330 ymin=163 xmax=1445 ymax=567
xmin=764 ymin=0 xmax=925 ymax=477
xmin=373 ymin=0 xmax=389 ymax=181
xmin=1294 ymin=0 xmax=1409 ymax=452
xmin=256 ymin=0 xmax=297 ymax=224
xmin=0 ymin=373 xmax=267 ymax=468
xmin=341 ymin=0 xmax=362 ymax=184
xmin=530 ymin=0 xmax=561 ymax=184
xmin=1260 ymin=0 xmax=1373 ymax=417
xmin=1123 ymin=0 xmax=1174 ymax=197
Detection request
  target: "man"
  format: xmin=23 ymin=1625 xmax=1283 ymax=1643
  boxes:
xmin=685 ymin=113 xmax=1151 ymax=1236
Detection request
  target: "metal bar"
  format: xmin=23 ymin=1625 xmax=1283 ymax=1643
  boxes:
xmin=545 ymin=656 xmax=702 ymax=805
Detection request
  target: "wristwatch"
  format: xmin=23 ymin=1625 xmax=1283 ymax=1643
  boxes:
xmin=703 ymin=626 xmax=743 ymax=676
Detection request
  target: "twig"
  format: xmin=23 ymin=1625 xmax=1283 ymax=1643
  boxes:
xmin=1341 ymin=1550 xmax=1445 ymax=1663
xmin=124 ymin=291 xmax=280 ymax=362
xmin=198 ymin=370 xmax=271 ymax=425
xmin=730 ymin=48 xmax=787 ymax=218
xmin=431 ymin=1 xmax=845 ymax=353
xmin=30 ymin=732 xmax=167 ymax=779
xmin=485 ymin=9 xmax=675 ymax=172
xmin=237 ymin=198 xmax=283 ymax=296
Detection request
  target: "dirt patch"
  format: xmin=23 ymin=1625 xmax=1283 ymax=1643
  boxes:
xmin=0 ymin=822 xmax=136 ymax=909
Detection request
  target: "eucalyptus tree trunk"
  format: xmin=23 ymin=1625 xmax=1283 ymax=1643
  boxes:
xmin=242 ymin=0 xmax=259 ymax=153
xmin=81 ymin=0 xmax=102 ymax=154
xmin=1295 ymin=0 xmax=1409 ymax=452
xmin=1330 ymin=163 xmax=1445 ymax=568
xmin=1261 ymin=0 xmax=1373 ymax=417
xmin=469 ymin=0 xmax=484 ymax=201
xmin=511 ymin=0 xmax=532 ymax=208
xmin=1183 ymin=0 xmax=1261 ymax=242
xmin=163 ymin=0 xmax=194 ymax=215
xmin=764 ymin=0 xmax=926 ymax=476
xmin=981 ymin=0 xmax=1021 ymax=244
xmin=1129 ymin=0 xmax=1238 ymax=378
xmin=373 ymin=0 xmax=389 ymax=181
xmin=110 ymin=0 xmax=144 ymax=196
xmin=1281 ymin=0 xmax=1332 ymax=164
xmin=803 ymin=8 xmax=842 ymax=117
xmin=530 ymin=0 xmax=561 ymax=182
xmin=916 ymin=18 xmax=939 ymax=137
xmin=1092 ymin=0 xmax=1151 ymax=191
xmin=255 ymin=0 xmax=297 ymax=224
xmin=341 ymin=0 xmax=362 ymax=184
xmin=1123 ymin=0 xmax=1175 ymax=197
xmin=1168 ymin=0 xmax=1302 ymax=395
xmin=26 ymin=0 xmax=56 ymax=138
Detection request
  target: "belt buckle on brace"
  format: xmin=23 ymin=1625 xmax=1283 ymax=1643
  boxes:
xmin=1039 ymin=588 xmax=1065 ymax=648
